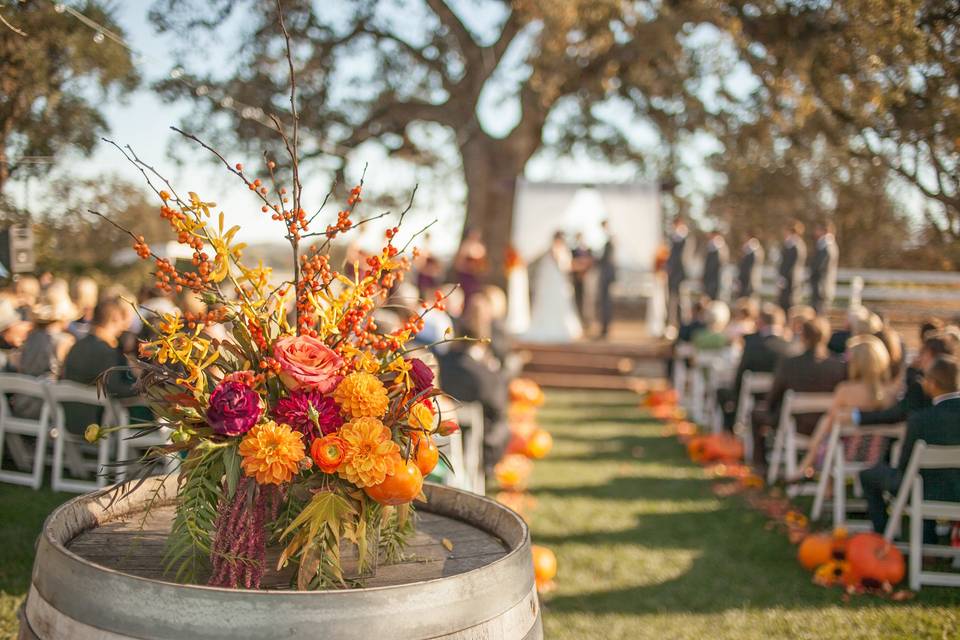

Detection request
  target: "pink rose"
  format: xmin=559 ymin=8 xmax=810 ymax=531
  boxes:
xmin=272 ymin=335 xmax=344 ymax=392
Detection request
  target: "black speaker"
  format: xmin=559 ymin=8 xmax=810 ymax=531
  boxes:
xmin=0 ymin=225 xmax=35 ymax=274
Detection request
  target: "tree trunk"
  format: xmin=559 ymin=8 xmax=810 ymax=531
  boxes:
xmin=459 ymin=135 xmax=521 ymax=289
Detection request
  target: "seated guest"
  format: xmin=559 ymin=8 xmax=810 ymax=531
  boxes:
xmin=12 ymin=296 xmax=77 ymax=418
xmin=790 ymin=335 xmax=899 ymax=479
xmin=62 ymin=299 xmax=139 ymax=432
xmin=436 ymin=294 xmax=511 ymax=477
xmin=67 ymin=276 xmax=99 ymax=340
xmin=751 ymin=318 xmax=846 ymax=469
xmin=0 ymin=298 xmax=32 ymax=372
xmin=875 ymin=325 xmax=904 ymax=380
xmin=691 ymin=301 xmax=731 ymax=350
xmin=828 ymin=306 xmax=883 ymax=355
xmin=723 ymin=297 xmax=758 ymax=345
xmin=854 ymin=334 xmax=955 ymax=426
xmin=13 ymin=276 xmax=40 ymax=321
xmin=860 ymin=356 xmax=960 ymax=543
xmin=786 ymin=305 xmax=816 ymax=346
xmin=676 ymin=297 xmax=708 ymax=344
xmin=717 ymin=304 xmax=798 ymax=430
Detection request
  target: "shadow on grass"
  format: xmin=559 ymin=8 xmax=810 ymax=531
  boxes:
xmin=531 ymin=405 xmax=960 ymax=616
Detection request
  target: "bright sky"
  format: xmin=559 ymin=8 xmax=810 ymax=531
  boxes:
xmin=10 ymin=1 xmax=737 ymax=258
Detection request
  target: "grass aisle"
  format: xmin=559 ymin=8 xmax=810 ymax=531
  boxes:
xmin=531 ymin=390 xmax=960 ymax=640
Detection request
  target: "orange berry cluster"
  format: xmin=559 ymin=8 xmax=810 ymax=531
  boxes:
xmin=133 ymin=235 xmax=150 ymax=259
xmin=247 ymin=319 xmax=267 ymax=350
xmin=153 ymin=257 xmax=208 ymax=294
xmin=183 ymin=308 xmax=227 ymax=330
xmin=296 ymin=248 xmax=335 ymax=335
xmin=324 ymin=184 xmax=362 ymax=239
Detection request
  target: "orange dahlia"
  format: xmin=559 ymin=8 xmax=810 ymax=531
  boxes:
xmin=238 ymin=420 xmax=306 ymax=485
xmin=338 ymin=417 xmax=401 ymax=487
xmin=333 ymin=372 xmax=389 ymax=418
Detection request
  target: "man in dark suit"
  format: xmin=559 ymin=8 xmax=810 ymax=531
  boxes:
xmin=853 ymin=335 xmax=955 ymax=426
xmin=809 ymin=221 xmax=839 ymax=314
xmin=701 ymin=231 xmax=728 ymax=301
xmin=597 ymin=221 xmax=616 ymax=339
xmin=736 ymin=235 xmax=764 ymax=299
xmin=777 ymin=221 xmax=807 ymax=312
xmin=860 ymin=356 xmax=960 ymax=542
xmin=666 ymin=217 xmax=692 ymax=329
xmin=751 ymin=317 xmax=847 ymax=468
xmin=716 ymin=304 xmax=799 ymax=430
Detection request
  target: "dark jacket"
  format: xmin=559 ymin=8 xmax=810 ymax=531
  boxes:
xmin=667 ymin=233 xmax=689 ymax=292
xmin=437 ymin=347 xmax=510 ymax=473
xmin=62 ymin=334 xmax=137 ymax=433
xmin=896 ymin=397 xmax=960 ymax=503
xmin=733 ymin=332 xmax=800 ymax=402
xmin=599 ymin=239 xmax=616 ymax=285
xmin=777 ymin=237 xmax=807 ymax=308
xmin=763 ymin=349 xmax=847 ymax=434
xmin=809 ymin=236 xmax=839 ymax=308
xmin=860 ymin=366 xmax=930 ymax=425
xmin=701 ymin=240 xmax=728 ymax=300
xmin=737 ymin=242 xmax=764 ymax=298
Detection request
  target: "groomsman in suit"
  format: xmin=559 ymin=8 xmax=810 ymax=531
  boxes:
xmin=597 ymin=221 xmax=616 ymax=339
xmin=777 ymin=221 xmax=806 ymax=313
xmin=701 ymin=231 xmax=728 ymax=301
xmin=809 ymin=221 xmax=839 ymax=314
xmin=667 ymin=217 xmax=693 ymax=328
xmin=860 ymin=355 xmax=960 ymax=542
xmin=736 ymin=234 xmax=764 ymax=299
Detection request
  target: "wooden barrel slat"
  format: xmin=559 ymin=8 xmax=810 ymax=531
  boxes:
xmin=20 ymin=475 xmax=542 ymax=639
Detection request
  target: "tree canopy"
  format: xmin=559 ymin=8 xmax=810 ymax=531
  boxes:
xmin=150 ymin=0 xmax=960 ymax=269
xmin=0 ymin=1 xmax=139 ymax=192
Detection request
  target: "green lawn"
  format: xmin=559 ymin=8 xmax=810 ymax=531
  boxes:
xmin=2 ymin=390 xmax=958 ymax=639
xmin=532 ymin=390 xmax=960 ymax=640
xmin=0 ymin=484 xmax=70 ymax=640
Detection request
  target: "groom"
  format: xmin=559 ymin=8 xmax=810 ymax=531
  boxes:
xmin=597 ymin=220 xmax=616 ymax=339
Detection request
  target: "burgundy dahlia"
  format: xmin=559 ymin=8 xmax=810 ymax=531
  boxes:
xmin=273 ymin=390 xmax=343 ymax=439
xmin=206 ymin=381 xmax=262 ymax=436
xmin=408 ymin=358 xmax=435 ymax=393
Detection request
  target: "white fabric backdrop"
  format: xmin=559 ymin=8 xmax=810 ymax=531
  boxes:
xmin=511 ymin=179 xmax=661 ymax=270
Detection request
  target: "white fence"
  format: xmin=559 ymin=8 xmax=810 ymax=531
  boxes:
xmin=615 ymin=265 xmax=960 ymax=315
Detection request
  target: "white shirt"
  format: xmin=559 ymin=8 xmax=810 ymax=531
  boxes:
xmin=933 ymin=391 xmax=960 ymax=406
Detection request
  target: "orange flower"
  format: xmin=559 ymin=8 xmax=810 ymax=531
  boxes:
xmin=238 ymin=421 xmax=305 ymax=485
xmin=333 ymin=372 xmax=389 ymax=418
xmin=338 ymin=417 xmax=401 ymax=487
xmin=310 ymin=434 xmax=347 ymax=474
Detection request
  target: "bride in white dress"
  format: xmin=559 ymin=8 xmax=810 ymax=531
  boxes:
xmin=523 ymin=232 xmax=584 ymax=343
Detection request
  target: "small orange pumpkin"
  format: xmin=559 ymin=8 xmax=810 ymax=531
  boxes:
xmin=845 ymin=532 xmax=905 ymax=587
xmin=524 ymin=429 xmax=553 ymax=459
xmin=798 ymin=533 xmax=835 ymax=571
xmin=531 ymin=545 xmax=557 ymax=589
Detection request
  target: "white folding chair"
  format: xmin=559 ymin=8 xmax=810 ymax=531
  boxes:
xmin=672 ymin=343 xmax=694 ymax=411
xmin=47 ymin=381 xmax=124 ymax=493
xmin=883 ymin=441 xmax=960 ymax=590
xmin=766 ymin=391 xmax=834 ymax=486
xmin=114 ymin=398 xmax=176 ymax=481
xmin=0 ymin=374 xmax=52 ymax=490
xmin=456 ymin=401 xmax=486 ymax=495
xmin=733 ymin=371 xmax=774 ymax=462
xmin=811 ymin=421 xmax=907 ymax=527
xmin=691 ymin=351 xmax=730 ymax=426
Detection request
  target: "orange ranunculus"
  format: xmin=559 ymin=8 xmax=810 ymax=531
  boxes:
xmin=337 ymin=417 xmax=400 ymax=487
xmin=238 ymin=421 xmax=306 ymax=485
xmin=272 ymin=334 xmax=344 ymax=393
xmin=333 ymin=372 xmax=389 ymax=418
xmin=310 ymin=434 xmax=347 ymax=474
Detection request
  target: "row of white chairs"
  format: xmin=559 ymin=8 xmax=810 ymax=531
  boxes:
xmin=434 ymin=399 xmax=485 ymax=495
xmin=0 ymin=373 xmax=172 ymax=493
xmin=673 ymin=351 xmax=960 ymax=590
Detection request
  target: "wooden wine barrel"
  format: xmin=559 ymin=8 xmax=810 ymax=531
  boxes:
xmin=18 ymin=475 xmax=541 ymax=639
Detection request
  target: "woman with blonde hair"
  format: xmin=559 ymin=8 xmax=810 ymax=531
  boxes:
xmin=790 ymin=334 xmax=898 ymax=480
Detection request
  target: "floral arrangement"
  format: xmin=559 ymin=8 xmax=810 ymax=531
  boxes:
xmin=86 ymin=9 xmax=458 ymax=589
